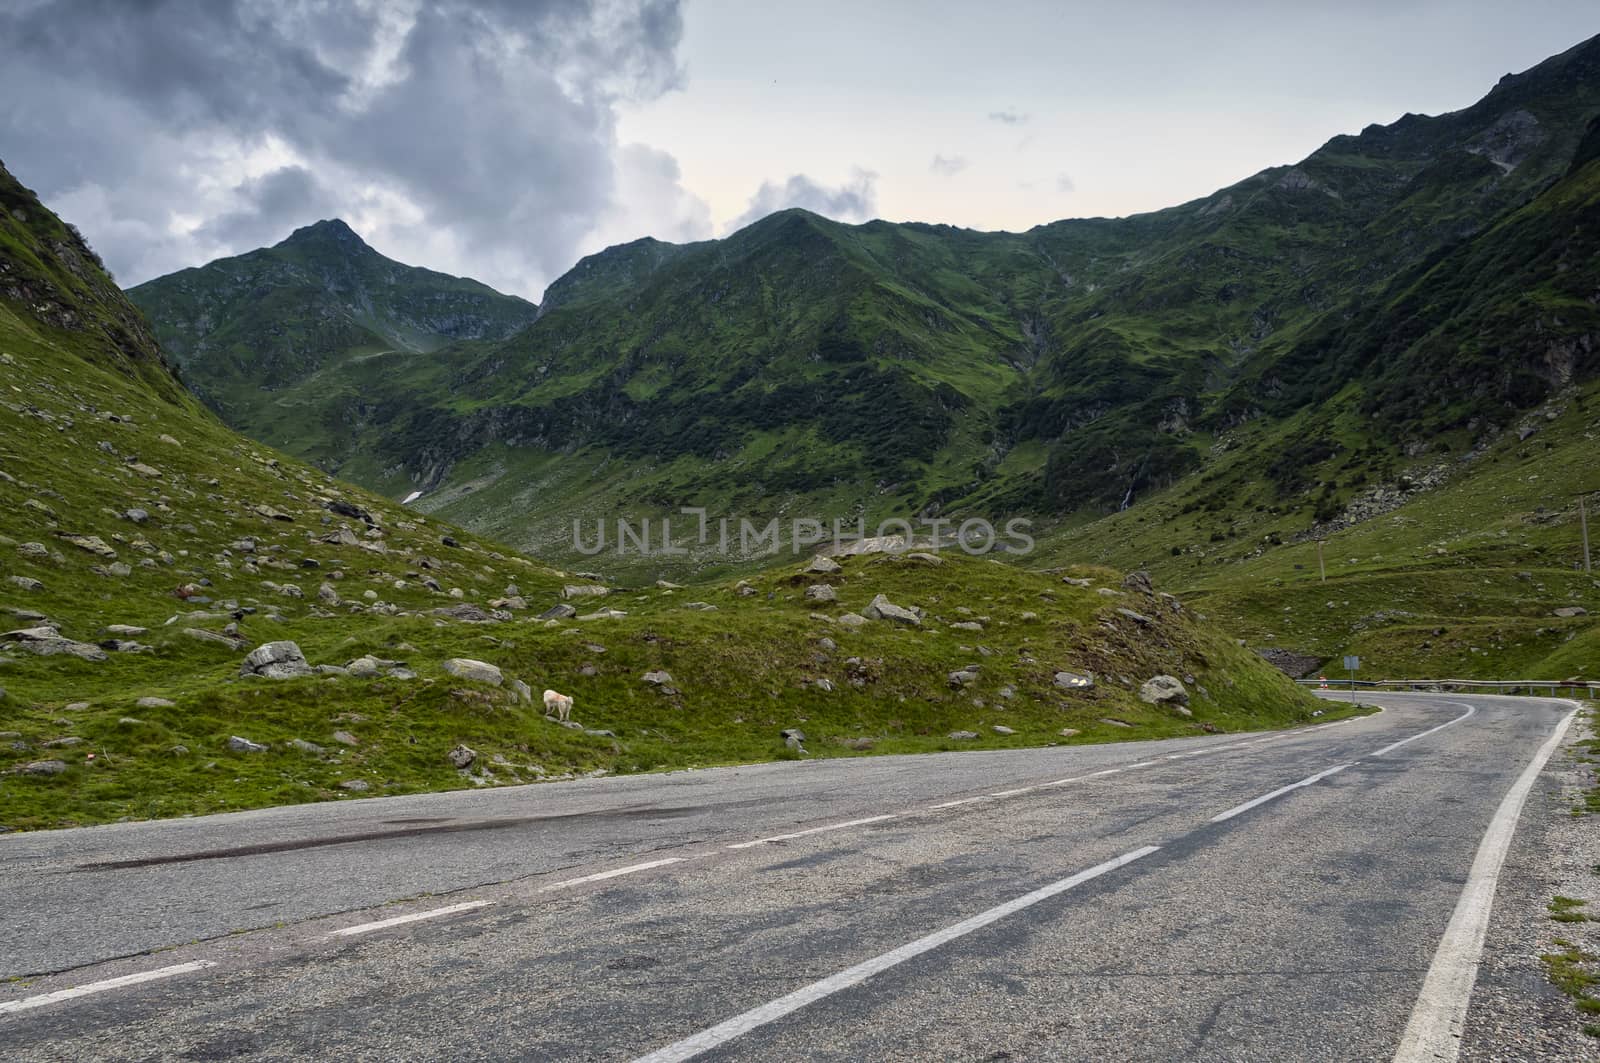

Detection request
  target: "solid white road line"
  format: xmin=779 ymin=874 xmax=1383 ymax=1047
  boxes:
xmin=1372 ymin=703 xmax=1476 ymax=757
xmin=1209 ymin=763 xmax=1354 ymax=822
xmin=1392 ymin=705 xmax=1579 ymax=1063
xmin=631 ymin=846 xmax=1162 ymax=1063
xmin=727 ymin=815 xmax=897 ymax=849
xmin=538 ymin=858 xmax=686 ymax=891
xmin=0 ymin=961 xmax=216 ymax=1015
xmin=329 ymin=900 xmax=493 ymax=938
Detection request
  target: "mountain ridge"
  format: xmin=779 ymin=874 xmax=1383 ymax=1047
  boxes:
xmin=126 ymin=35 xmax=1600 ymax=588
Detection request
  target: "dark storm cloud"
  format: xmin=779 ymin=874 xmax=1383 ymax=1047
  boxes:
xmin=196 ymin=166 xmax=340 ymax=250
xmin=727 ymin=170 xmax=877 ymax=232
xmin=0 ymin=0 xmax=690 ymax=297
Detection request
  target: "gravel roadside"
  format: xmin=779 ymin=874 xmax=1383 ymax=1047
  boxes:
xmin=1462 ymin=702 xmax=1599 ymax=1062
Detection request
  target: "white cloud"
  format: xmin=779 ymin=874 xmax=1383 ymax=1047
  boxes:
xmin=726 ymin=169 xmax=877 ymax=232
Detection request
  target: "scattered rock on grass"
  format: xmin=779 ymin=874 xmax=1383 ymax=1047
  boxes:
xmin=1053 ymin=671 xmax=1094 ymax=691
xmin=21 ymin=760 xmax=67 ymax=776
xmin=228 ymin=736 xmax=268 ymax=753
xmin=442 ymin=658 xmax=503 ymax=685
xmin=1138 ymin=675 xmax=1189 ymax=710
xmin=136 ymin=696 xmax=175 ymax=709
xmin=447 ymin=744 xmax=477 ymax=769
xmin=239 ymin=641 xmax=312 ymax=679
xmin=947 ymin=730 xmax=979 ymax=741
xmin=862 ymin=594 xmax=920 ymax=626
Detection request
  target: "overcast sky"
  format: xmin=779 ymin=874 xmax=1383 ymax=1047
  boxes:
xmin=1 ymin=1 xmax=1595 ymax=301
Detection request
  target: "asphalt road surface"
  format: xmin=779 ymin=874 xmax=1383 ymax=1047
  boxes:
xmin=0 ymin=692 xmax=1580 ymax=1061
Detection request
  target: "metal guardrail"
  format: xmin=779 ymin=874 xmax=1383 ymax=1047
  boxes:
xmin=1296 ymin=678 xmax=1599 ymax=698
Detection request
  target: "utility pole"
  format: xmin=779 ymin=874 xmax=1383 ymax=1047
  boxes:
xmin=1316 ymin=539 xmax=1327 ymax=583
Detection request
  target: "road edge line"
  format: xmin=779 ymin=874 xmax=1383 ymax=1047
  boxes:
xmin=1392 ymin=703 xmax=1580 ymax=1063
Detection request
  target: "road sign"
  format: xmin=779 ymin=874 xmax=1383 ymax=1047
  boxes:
xmin=1343 ymin=655 xmax=1360 ymax=671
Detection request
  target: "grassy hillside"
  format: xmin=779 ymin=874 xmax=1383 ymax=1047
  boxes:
xmin=129 ymin=36 xmax=1600 ymax=600
xmin=0 ymin=160 xmax=1327 ymax=830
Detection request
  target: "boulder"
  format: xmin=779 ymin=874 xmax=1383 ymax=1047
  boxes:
xmin=432 ymin=604 xmax=496 ymax=623
xmin=862 ymin=593 xmax=920 ymax=626
xmin=947 ymin=667 xmax=981 ymax=688
xmin=947 ymin=730 xmax=979 ymax=741
xmin=185 ymin=628 xmax=247 ymax=650
xmin=992 ymin=725 xmax=1016 ymax=735
xmin=3 ymin=625 xmax=106 ymax=661
xmin=1122 ymin=570 xmax=1155 ymax=594
xmin=640 ymin=670 xmax=675 ymax=687
xmin=239 ymin=641 xmax=313 ymax=679
xmin=1053 ymin=671 xmax=1094 ymax=691
xmin=950 ymin=620 xmax=983 ymax=632
xmin=7 ymin=575 xmax=44 ymax=592
xmin=562 ymin=584 xmax=610 ymax=599
xmin=136 ymin=696 xmax=176 ymax=709
xmin=228 ymin=736 xmax=269 ymax=753
xmin=442 ymin=658 xmax=503 ymax=685
xmin=805 ymin=584 xmax=838 ymax=603
xmin=1554 ymin=606 xmax=1588 ymax=618
xmin=1116 ymin=607 xmax=1154 ymax=626
xmin=21 ymin=760 xmax=67 ymax=776
xmin=1139 ymin=675 xmax=1190 ymax=711
xmin=836 ymin=613 xmax=867 ymax=629
xmin=59 ymin=533 xmax=117 ymax=559
xmin=805 ymin=555 xmax=842 ymax=575
xmin=339 ymin=779 xmax=370 ymax=792
xmin=538 ymin=603 xmax=577 ymax=620
xmin=446 ymin=744 xmax=477 ymax=769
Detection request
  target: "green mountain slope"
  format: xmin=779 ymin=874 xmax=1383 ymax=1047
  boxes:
xmin=125 ymin=219 xmax=538 ymax=461
xmin=0 ymin=159 xmax=1323 ymax=829
xmin=133 ymin=34 xmax=1600 ymax=586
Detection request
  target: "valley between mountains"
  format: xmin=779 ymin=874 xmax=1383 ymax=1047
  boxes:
xmin=1 ymin=33 xmax=1597 ymax=840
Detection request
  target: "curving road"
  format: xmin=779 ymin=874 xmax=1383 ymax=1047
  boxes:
xmin=0 ymin=692 xmax=1580 ymax=1061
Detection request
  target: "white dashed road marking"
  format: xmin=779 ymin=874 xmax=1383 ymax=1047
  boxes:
xmin=0 ymin=961 xmax=216 ymax=1015
xmin=726 ymin=815 xmax=898 ymax=849
xmin=631 ymin=846 xmax=1162 ymax=1063
xmin=329 ymin=900 xmax=493 ymax=938
xmin=539 ymin=858 xmax=687 ymax=891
